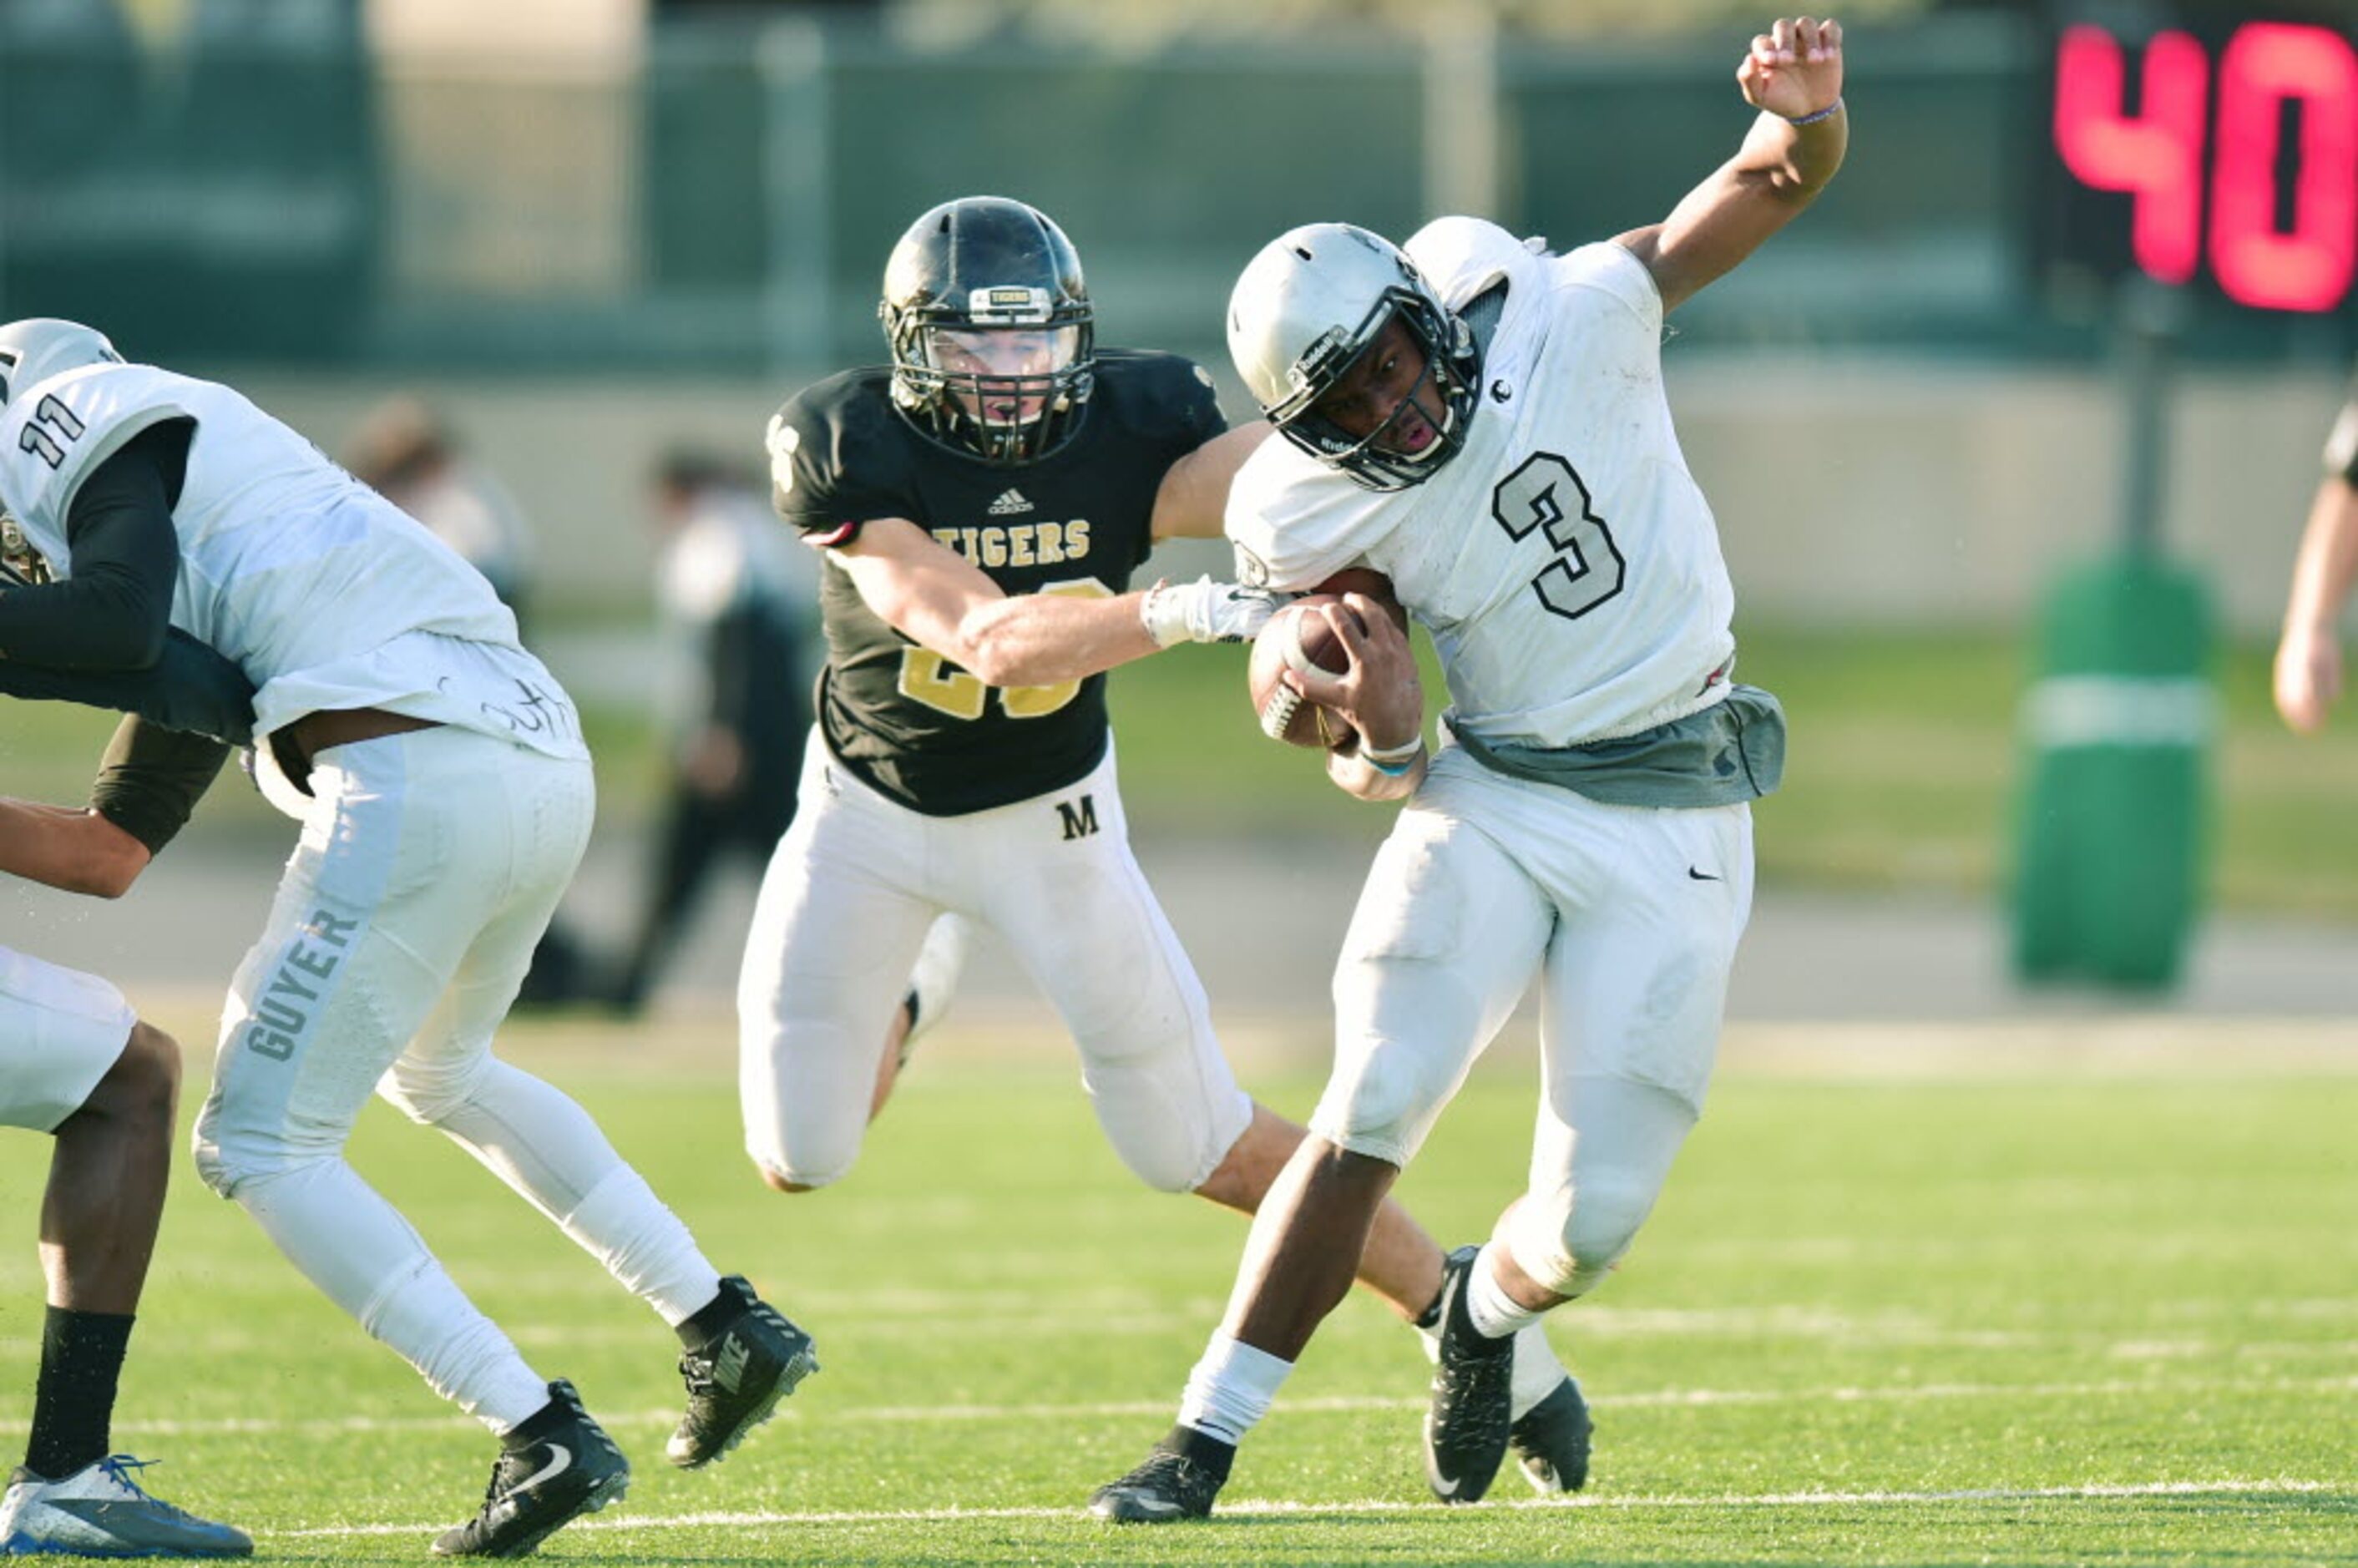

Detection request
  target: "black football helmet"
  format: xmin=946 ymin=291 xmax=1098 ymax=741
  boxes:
xmin=879 ymin=197 xmax=1095 ymax=465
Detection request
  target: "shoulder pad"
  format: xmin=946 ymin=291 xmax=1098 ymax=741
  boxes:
xmin=1092 ymin=350 xmax=1225 ymax=436
xmin=1405 ymin=217 xmax=1543 ymax=311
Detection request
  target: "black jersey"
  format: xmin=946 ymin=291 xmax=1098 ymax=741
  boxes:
xmin=767 ymin=350 xmax=1224 ymax=815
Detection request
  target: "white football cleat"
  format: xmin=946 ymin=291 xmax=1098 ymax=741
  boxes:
xmin=0 ymin=1454 xmax=251 ymax=1558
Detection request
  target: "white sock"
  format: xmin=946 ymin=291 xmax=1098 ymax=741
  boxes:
xmin=1509 ymin=1326 xmax=1573 ymax=1420
xmin=558 ymin=1166 xmax=726 ymax=1327
xmin=366 ymin=1257 xmax=551 ymax=1433
xmin=233 ymin=1158 xmax=546 ymax=1431
xmin=1175 ymin=1333 xmax=1293 ymax=1446
xmin=417 ymin=1061 xmax=622 ymax=1218
xmin=1465 ymin=1242 xmax=1546 ymax=1341
xmin=423 ymin=1062 xmax=723 ymax=1325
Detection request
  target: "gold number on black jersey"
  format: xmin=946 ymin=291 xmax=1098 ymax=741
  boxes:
xmin=896 ymin=577 xmax=1115 ymax=721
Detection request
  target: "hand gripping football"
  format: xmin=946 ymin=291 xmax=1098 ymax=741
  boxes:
xmin=1248 ymin=595 xmax=1363 ymax=749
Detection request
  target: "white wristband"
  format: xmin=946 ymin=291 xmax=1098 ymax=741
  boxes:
xmin=1360 ymin=731 xmax=1425 ymax=774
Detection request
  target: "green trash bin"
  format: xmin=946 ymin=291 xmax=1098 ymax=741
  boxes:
xmin=2012 ymin=554 xmax=2214 ymax=989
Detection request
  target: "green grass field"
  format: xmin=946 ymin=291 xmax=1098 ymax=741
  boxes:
xmin=2 ymin=1014 xmax=2350 ymax=1565
xmin=1111 ymin=625 xmax=2358 ymax=921
xmin=7 ymin=624 xmax=2358 ymax=918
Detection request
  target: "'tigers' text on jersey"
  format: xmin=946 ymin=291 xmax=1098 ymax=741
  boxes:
xmin=929 ymin=519 xmax=1091 ymax=570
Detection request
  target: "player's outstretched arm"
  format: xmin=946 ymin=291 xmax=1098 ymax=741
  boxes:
xmin=2275 ymin=473 xmax=2358 ymax=732
xmin=1614 ymin=15 xmax=1847 ymax=314
xmin=0 ymin=627 xmax=256 ymax=746
xmin=3 ymin=714 xmax=232 ymax=896
xmin=0 ymin=800 xmax=149 ymax=898
xmin=0 ymin=422 xmax=187 ymax=672
xmin=830 ymin=518 xmax=1278 ymax=689
xmin=1151 ymin=422 xmax=1273 ymax=542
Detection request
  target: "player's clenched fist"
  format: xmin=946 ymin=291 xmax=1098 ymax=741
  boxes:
xmin=1738 ymin=16 xmax=1844 ymax=121
xmin=1283 ymin=593 xmax=1423 ymax=757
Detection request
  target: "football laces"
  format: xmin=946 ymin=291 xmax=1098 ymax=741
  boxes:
xmin=1257 ymin=681 xmax=1303 ymax=742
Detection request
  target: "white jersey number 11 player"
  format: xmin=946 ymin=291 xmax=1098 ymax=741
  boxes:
xmin=1092 ymin=14 xmax=1846 ymax=1522
xmin=0 ymin=318 xmax=816 ymax=1558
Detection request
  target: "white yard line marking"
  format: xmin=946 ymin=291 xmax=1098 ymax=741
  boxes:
xmin=276 ymin=1478 xmax=2350 ymax=1539
xmin=2 ymin=1292 xmax=2337 ymax=1357
xmin=49 ymin=1371 xmax=2358 ymax=1440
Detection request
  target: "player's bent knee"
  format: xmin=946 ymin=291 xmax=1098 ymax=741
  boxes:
xmin=1126 ymin=1135 xmax=1226 ymax=1196
xmin=1510 ymin=1171 xmax=1662 ymax=1298
xmin=123 ymin=1020 xmax=183 ymax=1088
xmin=745 ymin=1115 xmax=865 ymax=1194
xmin=86 ymin=1021 xmax=181 ymax=1125
xmin=1309 ymin=1044 xmax=1451 ymax=1171
xmin=752 ymin=1156 xmax=837 ymax=1195
xmin=191 ymin=1100 xmax=354 ymax=1201
xmin=377 ymin=1054 xmax=493 ymax=1127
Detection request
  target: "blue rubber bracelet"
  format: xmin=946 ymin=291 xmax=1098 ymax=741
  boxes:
xmin=1784 ymin=99 xmax=1844 ymax=127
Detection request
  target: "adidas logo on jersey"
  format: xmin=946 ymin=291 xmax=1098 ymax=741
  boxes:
xmin=987 ymin=488 xmax=1034 ymax=516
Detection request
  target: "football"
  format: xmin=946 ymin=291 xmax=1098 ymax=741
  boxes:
xmin=1249 ymin=594 xmax=1364 ymax=749
xmin=1310 ymin=567 xmax=1404 ymax=620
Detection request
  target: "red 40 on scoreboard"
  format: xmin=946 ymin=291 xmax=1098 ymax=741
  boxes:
xmin=2046 ymin=8 xmax=2358 ymax=313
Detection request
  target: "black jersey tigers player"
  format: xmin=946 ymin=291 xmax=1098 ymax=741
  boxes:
xmin=739 ymin=198 xmax=1586 ymax=1474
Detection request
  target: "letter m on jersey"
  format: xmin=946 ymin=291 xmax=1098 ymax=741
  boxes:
xmin=1056 ymin=794 xmax=1100 ymax=840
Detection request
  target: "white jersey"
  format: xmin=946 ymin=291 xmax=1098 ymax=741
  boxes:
xmin=1227 ymin=218 xmax=1735 ymax=748
xmin=0 ymin=362 xmax=584 ymax=756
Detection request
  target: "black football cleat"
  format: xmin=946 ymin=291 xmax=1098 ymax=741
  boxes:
xmin=433 ymin=1381 xmax=629 ymax=1558
xmin=1088 ymin=1429 xmax=1233 ymax=1523
xmin=1508 ymin=1375 xmax=1593 ymax=1494
xmin=1423 ymin=1244 xmax=1516 ymax=1504
xmin=666 ymin=1276 xmax=818 ymax=1468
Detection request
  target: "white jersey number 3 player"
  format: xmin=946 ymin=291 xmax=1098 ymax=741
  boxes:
xmin=1094 ymin=14 xmax=1845 ymax=1524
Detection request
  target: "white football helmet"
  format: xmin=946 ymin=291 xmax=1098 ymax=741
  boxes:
xmin=1226 ymin=223 xmax=1480 ymax=492
xmin=0 ymin=318 xmax=123 ymax=411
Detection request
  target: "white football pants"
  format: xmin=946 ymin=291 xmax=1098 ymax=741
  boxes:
xmin=194 ymin=726 xmax=722 ymax=1431
xmin=1312 ymin=743 xmax=1754 ymax=1298
xmin=739 ymin=736 xmax=1253 ymax=1193
xmin=0 ymin=947 xmax=134 ymax=1133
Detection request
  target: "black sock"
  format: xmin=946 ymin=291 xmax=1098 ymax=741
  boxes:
xmin=675 ymin=1277 xmax=750 ymax=1352
xmin=501 ymin=1384 xmax=576 ymax=1451
xmin=1159 ymin=1424 xmax=1236 ymax=1479
xmin=24 ymin=1308 xmax=134 ymax=1480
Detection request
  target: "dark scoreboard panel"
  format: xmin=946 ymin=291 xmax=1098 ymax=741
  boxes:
xmin=2038 ymin=2 xmax=2358 ymax=318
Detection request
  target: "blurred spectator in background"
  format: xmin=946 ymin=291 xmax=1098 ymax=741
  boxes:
xmin=343 ymin=396 xmax=538 ymax=630
xmin=2274 ymin=380 xmax=2358 ymax=733
xmin=598 ymin=450 xmax=818 ymax=1014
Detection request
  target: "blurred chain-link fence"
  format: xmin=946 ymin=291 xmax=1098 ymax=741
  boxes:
xmin=9 ymin=8 xmax=2352 ymax=374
